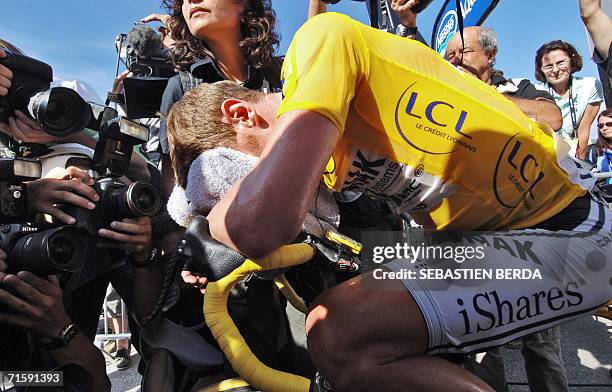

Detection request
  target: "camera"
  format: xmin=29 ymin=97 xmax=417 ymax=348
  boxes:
xmin=0 ymin=51 xmax=92 ymax=137
xmin=63 ymin=116 xmax=163 ymax=235
xmin=0 ymin=157 xmax=42 ymax=222
xmin=115 ymin=24 xmax=177 ymax=119
xmin=0 ymin=157 xmax=88 ymax=276
xmin=0 ymin=223 xmax=87 ymax=276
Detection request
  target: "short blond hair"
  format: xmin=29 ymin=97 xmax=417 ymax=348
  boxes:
xmin=166 ymin=81 xmax=263 ymax=188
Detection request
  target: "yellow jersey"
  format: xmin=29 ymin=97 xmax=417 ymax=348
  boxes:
xmin=278 ymin=13 xmax=593 ymax=231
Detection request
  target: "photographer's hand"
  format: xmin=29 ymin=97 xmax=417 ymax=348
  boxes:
xmin=0 ymin=49 xmax=12 ymax=96
xmin=0 ymin=271 xmax=111 ymax=391
xmin=98 ymin=216 xmax=152 ymax=262
xmin=0 ymin=272 xmax=70 ymax=338
xmin=0 ymin=249 xmax=7 ymax=273
xmin=140 ymin=13 xmax=171 ymax=26
xmin=26 ymin=166 xmax=99 ymax=224
xmin=391 ymin=0 xmax=419 ymax=27
xmin=0 ymin=109 xmax=64 ymax=144
xmin=111 ymin=69 xmax=133 ymax=96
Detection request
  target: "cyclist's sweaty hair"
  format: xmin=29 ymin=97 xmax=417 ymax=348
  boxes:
xmin=167 ymin=81 xmax=264 ymax=188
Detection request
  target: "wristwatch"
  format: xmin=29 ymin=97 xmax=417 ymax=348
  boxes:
xmin=39 ymin=323 xmax=79 ymax=351
xmin=396 ymin=24 xmax=418 ymax=37
xmin=130 ymin=247 xmax=160 ymax=268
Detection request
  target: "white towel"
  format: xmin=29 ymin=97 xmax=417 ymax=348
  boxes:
xmin=167 ymin=147 xmax=339 ymax=238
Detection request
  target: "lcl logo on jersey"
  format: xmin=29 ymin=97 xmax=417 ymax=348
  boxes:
xmin=493 ymin=134 xmax=545 ymax=210
xmin=394 ymin=82 xmax=474 ymax=155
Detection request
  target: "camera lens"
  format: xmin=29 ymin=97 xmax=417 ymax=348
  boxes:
xmin=29 ymin=87 xmax=92 ymax=137
xmin=125 ymin=181 xmax=163 ymax=217
xmin=105 ymin=180 xmax=162 ymax=219
xmin=8 ymin=226 xmax=86 ymax=276
xmin=134 ymin=186 xmax=155 ymax=209
xmin=49 ymin=236 xmax=75 ymax=262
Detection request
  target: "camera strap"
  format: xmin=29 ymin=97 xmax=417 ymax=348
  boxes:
xmin=568 ymin=77 xmax=579 ymax=138
xmin=549 ymin=76 xmax=578 ymax=138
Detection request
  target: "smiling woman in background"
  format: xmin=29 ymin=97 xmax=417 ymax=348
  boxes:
xmin=534 ymin=40 xmax=603 ymax=159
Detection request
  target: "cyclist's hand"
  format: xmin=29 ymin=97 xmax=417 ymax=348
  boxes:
xmin=0 ymin=249 xmax=7 ymax=273
xmin=0 ymin=272 xmax=71 ymax=339
xmin=98 ymin=217 xmax=152 ymax=262
xmin=26 ymin=169 xmax=99 ymax=225
xmin=181 ymin=270 xmax=208 ymax=294
xmin=391 ymin=0 xmax=419 ymax=27
xmin=0 ymin=49 xmax=12 ymax=96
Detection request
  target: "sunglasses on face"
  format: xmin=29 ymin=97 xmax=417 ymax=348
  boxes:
xmin=598 ymin=121 xmax=612 ymax=129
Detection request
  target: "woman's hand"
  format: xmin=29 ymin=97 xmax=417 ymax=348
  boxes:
xmin=26 ymin=167 xmax=99 ymax=224
xmin=98 ymin=217 xmax=152 ymax=262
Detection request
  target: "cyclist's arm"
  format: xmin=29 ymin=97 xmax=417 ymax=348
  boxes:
xmin=207 ymin=110 xmax=339 ymax=259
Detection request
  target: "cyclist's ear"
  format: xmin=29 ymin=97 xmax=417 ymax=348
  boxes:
xmin=221 ymin=98 xmax=259 ymax=128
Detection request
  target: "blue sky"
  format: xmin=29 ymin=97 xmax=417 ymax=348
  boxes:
xmin=1 ymin=0 xmax=602 ymax=101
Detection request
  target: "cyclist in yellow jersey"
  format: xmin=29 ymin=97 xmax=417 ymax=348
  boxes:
xmin=166 ymin=13 xmax=611 ymax=392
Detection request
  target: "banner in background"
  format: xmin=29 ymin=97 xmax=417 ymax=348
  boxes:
xmin=432 ymin=0 xmax=501 ymax=56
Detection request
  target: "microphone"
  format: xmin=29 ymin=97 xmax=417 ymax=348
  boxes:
xmin=126 ymin=24 xmax=163 ymax=58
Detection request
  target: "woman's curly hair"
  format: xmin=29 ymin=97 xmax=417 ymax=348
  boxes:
xmin=162 ymin=0 xmax=280 ymax=72
xmin=534 ymin=40 xmax=583 ymax=83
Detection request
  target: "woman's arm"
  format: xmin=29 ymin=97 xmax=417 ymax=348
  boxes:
xmin=576 ymin=102 xmax=601 ymax=159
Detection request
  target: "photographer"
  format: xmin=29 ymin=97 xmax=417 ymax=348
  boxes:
xmin=0 ymin=46 xmax=151 ymax=182
xmin=0 ymin=258 xmax=110 ymax=392
xmin=0 ymin=165 xmax=109 ymax=391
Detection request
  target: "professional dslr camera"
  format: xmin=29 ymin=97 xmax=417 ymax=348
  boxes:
xmin=115 ymin=24 xmax=177 ymax=119
xmin=0 ymin=157 xmax=41 ymax=221
xmin=0 ymin=157 xmax=87 ymax=276
xmin=0 ymin=51 xmax=92 ymax=137
xmin=63 ymin=114 xmax=163 ymax=235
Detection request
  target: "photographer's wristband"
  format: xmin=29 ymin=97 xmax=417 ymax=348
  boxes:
xmin=39 ymin=323 xmax=79 ymax=351
xmin=130 ymin=247 xmax=159 ymax=268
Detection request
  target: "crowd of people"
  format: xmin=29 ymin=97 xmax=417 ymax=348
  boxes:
xmin=0 ymin=0 xmax=610 ymax=391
